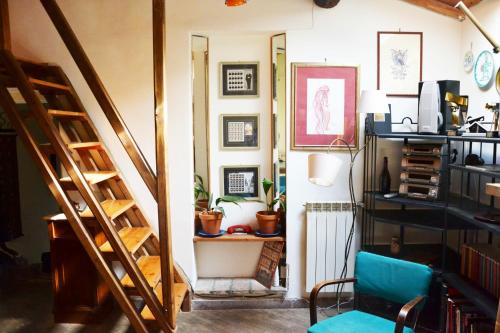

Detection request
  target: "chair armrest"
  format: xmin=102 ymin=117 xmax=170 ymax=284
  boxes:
xmin=394 ymin=296 xmax=425 ymax=333
xmin=309 ymin=277 xmax=357 ymax=325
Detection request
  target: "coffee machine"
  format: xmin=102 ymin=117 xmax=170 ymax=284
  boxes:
xmin=418 ymin=80 xmax=460 ymax=135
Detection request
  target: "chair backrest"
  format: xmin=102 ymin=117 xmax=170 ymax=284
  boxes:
xmin=354 ymin=251 xmax=433 ymax=305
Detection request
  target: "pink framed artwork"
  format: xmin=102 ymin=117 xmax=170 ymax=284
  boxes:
xmin=291 ymin=63 xmax=359 ymax=150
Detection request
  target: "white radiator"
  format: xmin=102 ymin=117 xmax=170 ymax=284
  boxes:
xmin=306 ymin=202 xmax=356 ymax=293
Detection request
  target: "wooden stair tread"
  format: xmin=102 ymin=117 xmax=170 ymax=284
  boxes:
xmin=80 ymin=199 xmax=134 ymax=220
xmin=486 ymin=183 xmax=500 ymax=198
xmin=141 ymin=283 xmax=188 ymax=321
xmin=99 ymin=227 xmax=152 ymax=253
xmin=121 ymin=256 xmax=161 ymax=289
xmin=60 ymin=171 xmax=118 ymax=187
xmin=67 ymin=142 xmax=103 ymax=150
xmin=28 ymin=77 xmax=70 ymax=91
xmin=48 ymin=109 xmax=87 ymax=119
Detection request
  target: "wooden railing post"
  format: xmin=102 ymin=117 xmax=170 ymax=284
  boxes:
xmin=40 ymin=0 xmax=158 ymax=201
xmin=153 ymin=0 xmax=176 ymax=327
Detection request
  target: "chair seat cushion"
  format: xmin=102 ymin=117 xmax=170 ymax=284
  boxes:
xmin=307 ymin=310 xmax=415 ymax=333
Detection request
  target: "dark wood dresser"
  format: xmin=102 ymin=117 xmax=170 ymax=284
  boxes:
xmin=44 ymin=214 xmax=112 ymax=323
xmin=0 ymin=130 xmax=22 ymax=243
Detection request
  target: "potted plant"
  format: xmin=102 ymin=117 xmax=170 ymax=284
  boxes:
xmin=194 ymin=174 xmax=209 ymax=209
xmin=198 ymin=194 xmax=245 ymax=234
xmin=194 ymin=175 xmax=210 ymax=232
xmin=256 ymin=178 xmax=285 ymax=234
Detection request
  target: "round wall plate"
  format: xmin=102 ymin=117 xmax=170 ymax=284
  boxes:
xmin=496 ymin=67 xmax=500 ymax=96
xmin=474 ymin=50 xmax=495 ymax=89
xmin=464 ymin=50 xmax=474 ymax=73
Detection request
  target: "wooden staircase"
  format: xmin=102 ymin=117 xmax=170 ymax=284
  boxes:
xmin=0 ymin=52 xmax=189 ymax=333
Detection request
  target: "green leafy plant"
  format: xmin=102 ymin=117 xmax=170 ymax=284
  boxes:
xmin=262 ymin=178 xmax=285 ymax=212
xmin=194 ymin=174 xmax=209 ymax=201
xmin=198 ymin=193 xmax=246 ymax=217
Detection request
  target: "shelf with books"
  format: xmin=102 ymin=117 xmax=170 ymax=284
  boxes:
xmin=443 ymin=273 xmax=498 ymax=321
xmin=363 ymin=133 xmax=500 ymax=332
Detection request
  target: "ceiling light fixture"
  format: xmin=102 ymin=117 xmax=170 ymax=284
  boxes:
xmin=225 ymin=0 xmax=247 ymax=7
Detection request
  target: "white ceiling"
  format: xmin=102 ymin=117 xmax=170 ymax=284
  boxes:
xmin=166 ymin=0 xmax=314 ymax=32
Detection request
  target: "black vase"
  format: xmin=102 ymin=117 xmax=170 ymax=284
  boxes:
xmin=379 ymin=156 xmax=391 ymax=194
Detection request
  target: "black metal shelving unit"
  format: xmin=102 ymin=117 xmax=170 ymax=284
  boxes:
xmin=361 ymin=133 xmax=500 ymax=332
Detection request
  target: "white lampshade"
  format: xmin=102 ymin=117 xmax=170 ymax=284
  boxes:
xmin=308 ymin=153 xmax=343 ymax=187
xmin=358 ymin=90 xmax=390 ymax=114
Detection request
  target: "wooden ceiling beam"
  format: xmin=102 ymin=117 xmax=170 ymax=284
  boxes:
xmin=438 ymin=0 xmax=482 ymax=8
xmin=403 ymin=0 xmax=466 ymax=20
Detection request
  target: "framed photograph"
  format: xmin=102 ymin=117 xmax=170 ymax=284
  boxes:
xmin=220 ymin=114 xmax=259 ymax=149
xmin=291 ymin=63 xmax=359 ymax=151
xmin=220 ymin=62 xmax=259 ymax=98
xmin=221 ymin=165 xmax=259 ymax=199
xmin=377 ymin=31 xmax=423 ymax=97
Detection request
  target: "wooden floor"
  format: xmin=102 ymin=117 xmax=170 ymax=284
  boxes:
xmin=0 ymin=265 xmax=319 ymax=333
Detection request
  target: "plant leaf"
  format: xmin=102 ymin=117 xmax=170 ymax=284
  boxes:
xmin=214 ymin=206 xmax=226 ymax=217
xmin=262 ymin=178 xmax=273 ymax=197
xmin=194 ymin=174 xmax=204 ymax=185
xmin=208 ymin=193 xmax=214 ymax=210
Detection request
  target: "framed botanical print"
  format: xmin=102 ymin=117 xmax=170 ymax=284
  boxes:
xmin=220 ymin=114 xmax=259 ymax=149
xmin=291 ymin=63 xmax=359 ymax=151
xmin=220 ymin=62 xmax=259 ymax=98
xmin=377 ymin=31 xmax=423 ymax=97
xmin=221 ymin=165 xmax=259 ymax=199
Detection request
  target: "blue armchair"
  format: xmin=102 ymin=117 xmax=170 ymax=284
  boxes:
xmin=308 ymin=251 xmax=433 ymax=333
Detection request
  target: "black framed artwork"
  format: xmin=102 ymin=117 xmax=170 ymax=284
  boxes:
xmin=221 ymin=165 xmax=259 ymax=199
xmin=220 ymin=62 xmax=259 ymax=97
xmin=220 ymin=114 xmax=259 ymax=149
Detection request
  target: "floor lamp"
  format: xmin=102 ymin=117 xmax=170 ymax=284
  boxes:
xmin=307 ymin=90 xmax=389 ymax=311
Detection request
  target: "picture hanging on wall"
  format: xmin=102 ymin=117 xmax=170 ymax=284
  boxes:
xmin=291 ymin=63 xmax=359 ymax=151
xmin=220 ymin=62 xmax=259 ymax=98
xmin=220 ymin=114 xmax=259 ymax=149
xmin=377 ymin=31 xmax=423 ymax=97
xmin=221 ymin=165 xmax=259 ymax=199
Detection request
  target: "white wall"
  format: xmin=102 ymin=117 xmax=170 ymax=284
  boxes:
xmin=7 ymin=140 xmax=58 ymax=263
xmin=458 ymin=0 xmax=500 ymax=119
xmin=9 ymin=0 xmax=473 ymax=299
xmin=195 ymin=34 xmax=271 ymax=277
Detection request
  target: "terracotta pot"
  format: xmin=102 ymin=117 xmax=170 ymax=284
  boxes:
xmin=199 ymin=211 xmax=223 ymax=234
xmin=256 ymin=211 xmax=280 ymax=234
xmin=196 ymin=199 xmax=209 ymax=210
xmin=194 ymin=210 xmax=202 ymax=233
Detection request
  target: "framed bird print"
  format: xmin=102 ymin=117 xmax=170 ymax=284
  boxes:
xmin=377 ymin=31 xmax=423 ymax=97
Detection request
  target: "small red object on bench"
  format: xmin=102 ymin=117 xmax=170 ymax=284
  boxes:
xmin=227 ymin=224 xmax=253 ymax=234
